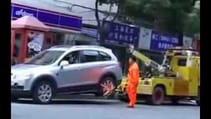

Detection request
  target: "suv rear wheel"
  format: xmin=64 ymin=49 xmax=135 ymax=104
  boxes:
xmin=98 ymin=76 xmax=116 ymax=98
xmin=32 ymin=81 xmax=55 ymax=104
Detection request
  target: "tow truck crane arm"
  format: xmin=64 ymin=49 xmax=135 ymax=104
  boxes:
xmin=128 ymin=45 xmax=165 ymax=73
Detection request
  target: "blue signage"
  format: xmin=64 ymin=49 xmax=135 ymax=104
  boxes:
xmin=81 ymin=28 xmax=98 ymax=38
xmin=150 ymin=31 xmax=179 ymax=51
xmin=104 ymin=21 xmax=139 ymax=46
xmin=11 ymin=3 xmax=82 ymax=31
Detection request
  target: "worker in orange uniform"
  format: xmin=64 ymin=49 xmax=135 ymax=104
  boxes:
xmin=126 ymin=56 xmax=140 ymax=108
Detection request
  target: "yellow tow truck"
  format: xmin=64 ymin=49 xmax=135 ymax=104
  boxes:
xmin=116 ymin=46 xmax=200 ymax=105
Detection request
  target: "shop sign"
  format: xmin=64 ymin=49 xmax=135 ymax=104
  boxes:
xmin=150 ymin=31 xmax=179 ymax=51
xmin=11 ymin=3 xmax=82 ymax=31
xmin=104 ymin=21 xmax=139 ymax=46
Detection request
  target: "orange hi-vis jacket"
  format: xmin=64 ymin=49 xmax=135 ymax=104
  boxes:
xmin=127 ymin=62 xmax=140 ymax=85
xmin=127 ymin=62 xmax=140 ymax=107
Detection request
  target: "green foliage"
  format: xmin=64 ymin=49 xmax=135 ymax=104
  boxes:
xmin=123 ymin=0 xmax=196 ymax=34
xmin=183 ymin=7 xmax=200 ymax=35
xmin=96 ymin=0 xmax=200 ymax=35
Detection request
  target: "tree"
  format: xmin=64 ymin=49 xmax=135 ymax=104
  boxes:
xmin=95 ymin=0 xmax=199 ymax=40
xmin=183 ymin=1 xmax=200 ymax=35
xmin=95 ymin=0 xmax=121 ymax=44
xmin=122 ymin=0 xmax=197 ymax=34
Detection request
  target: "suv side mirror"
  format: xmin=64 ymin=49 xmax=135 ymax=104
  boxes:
xmin=59 ymin=60 xmax=69 ymax=67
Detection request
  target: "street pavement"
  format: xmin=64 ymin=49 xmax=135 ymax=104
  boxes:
xmin=11 ymin=96 xmax=200 ymax=119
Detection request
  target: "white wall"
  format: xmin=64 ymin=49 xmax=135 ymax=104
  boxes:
xmin=12 ymin=0 xmax=118 ymax=26
xmin=183 ymin=36 xmax=193 ymax=48
xmin=138 ymin=27 xmax=152 ymax=50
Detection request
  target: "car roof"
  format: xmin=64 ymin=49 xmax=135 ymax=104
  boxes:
xmin=48 ymin=45 xmax=112 ymax=52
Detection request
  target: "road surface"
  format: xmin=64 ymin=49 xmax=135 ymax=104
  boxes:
xmin=12 ymin=98 xmax=200 ymax=119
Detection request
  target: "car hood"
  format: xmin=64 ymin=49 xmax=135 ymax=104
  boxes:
xmin=11 ymin=64 xmax=49 ymax=74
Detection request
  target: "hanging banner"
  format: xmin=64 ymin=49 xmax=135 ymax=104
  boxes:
xmin=150 ymin=31 xmax=179 ymax=51
xmin=104 ymin=21 xmax=140 ymax=46
xmin=138 ymin=27 xmax=152 ymax=49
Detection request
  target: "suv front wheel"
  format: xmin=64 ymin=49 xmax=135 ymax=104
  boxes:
xmin=32 ymin=81 xmax=55 ymax=104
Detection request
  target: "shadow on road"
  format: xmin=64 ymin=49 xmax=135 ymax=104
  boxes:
xmin=136 ymin=101 xmax=199 ymax=107
xmin=12 ymin=98 xmax=121 ymax=105
xmin=12 ymin=99 xmax=198 ymax=107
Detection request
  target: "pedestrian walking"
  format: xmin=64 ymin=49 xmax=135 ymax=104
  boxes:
xmin=126 ymin=56 xmax=140 ymax=108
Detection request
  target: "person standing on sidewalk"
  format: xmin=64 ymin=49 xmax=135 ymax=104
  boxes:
xmin=126 ymin=56 xmax=140 ymax=108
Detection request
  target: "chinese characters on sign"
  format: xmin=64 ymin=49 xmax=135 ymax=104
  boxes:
xmin=150 ymin=31 xmax=179 ymax=51
xmin=104 ymin=21 xmax=139 ymax=46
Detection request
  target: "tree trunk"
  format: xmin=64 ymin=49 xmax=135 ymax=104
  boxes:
xmin=95 ymin=0 xmax=102 ymax=44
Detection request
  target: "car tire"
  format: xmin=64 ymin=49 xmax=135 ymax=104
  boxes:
xmin=98 ymin=76 xmax=116 ymax=98
xmin=147 ymin=86 xmax=165 ymax=105
xmin=32 ymin=81 xmax=55 ymax=104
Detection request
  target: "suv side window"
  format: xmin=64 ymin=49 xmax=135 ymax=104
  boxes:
xmin=80 ymin=50 xmax=98 ymax=63
xmin=98 ymin=51 xmax=111 ymax=61
xmin=61 ymin=51 xmax=80 ymax=64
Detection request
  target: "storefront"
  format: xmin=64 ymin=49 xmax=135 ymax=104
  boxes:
xmin=11 ymin=3 xmax=82 ymax=64
xmin=137 ymin=27 xmax=180 ymax=71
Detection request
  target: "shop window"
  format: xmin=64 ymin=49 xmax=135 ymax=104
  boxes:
xmin=54 ymin=33 xmax=65 ymax=45
xmin=43 ymin=38 xmax=52 ymax=50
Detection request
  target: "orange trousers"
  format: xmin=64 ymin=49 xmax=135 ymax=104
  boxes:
xmin=126 ymin=83 xmax=138 ymax=107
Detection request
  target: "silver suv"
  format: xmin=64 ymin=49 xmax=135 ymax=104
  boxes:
xmin=11 ymin=45 xmax=122 ymax=104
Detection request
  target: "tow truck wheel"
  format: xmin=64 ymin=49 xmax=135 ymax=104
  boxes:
xmin=171 ymin=97 xmax=180 ymax=105
xmin=147 ymin=86 xmax=165 ymax=105
xmin=196 ymin=87 xmax=200 ymax=106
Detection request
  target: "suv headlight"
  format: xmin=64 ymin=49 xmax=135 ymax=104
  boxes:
xmin=13 ymin=73 xmax=33 ymax=80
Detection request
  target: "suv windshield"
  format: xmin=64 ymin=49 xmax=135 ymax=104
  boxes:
xmin=25 ymin=50 xmax=64 ymax=65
